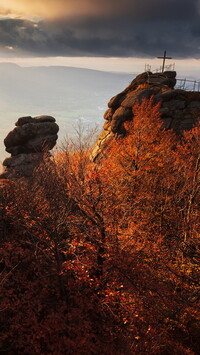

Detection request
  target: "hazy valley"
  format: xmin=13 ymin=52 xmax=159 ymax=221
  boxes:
xmin=0 ymin=63 xmax=133 ymax=163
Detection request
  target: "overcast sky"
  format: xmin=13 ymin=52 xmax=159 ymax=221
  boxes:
xmin=0 ymin=0 xmax=200 ymax=59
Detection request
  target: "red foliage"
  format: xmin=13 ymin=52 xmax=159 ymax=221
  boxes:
xmin=0 ymin=100 xmax=199 ymax=354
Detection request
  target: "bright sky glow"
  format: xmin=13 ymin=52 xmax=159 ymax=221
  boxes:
xmin=0 ymin=0 xmax=117 ymax=19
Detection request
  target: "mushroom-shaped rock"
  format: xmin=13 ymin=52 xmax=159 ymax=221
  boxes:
xmin=4 ymin=121 xmax=59 ymax=155
xmin=1 ymin=115 xmax=59 ymax=179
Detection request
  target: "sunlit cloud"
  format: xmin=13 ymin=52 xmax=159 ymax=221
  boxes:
xmin=0 ymin=0 xmax=115 ymax=19
xmin=1 ymin=0 xmax=196 ymax=20
xmin=0 ymin=1 xmax=199 ymax=59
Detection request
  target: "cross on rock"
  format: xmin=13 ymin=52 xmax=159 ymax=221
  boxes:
xmin=157 ymin=50 xmax=172 ymax=73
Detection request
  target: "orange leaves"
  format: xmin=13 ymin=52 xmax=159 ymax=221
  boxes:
xmin=103 ymin=98 xmax=176 ymax=179
xmin=1 ymin=104 xmax=200 ymax=354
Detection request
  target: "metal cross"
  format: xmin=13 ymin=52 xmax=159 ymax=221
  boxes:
xmin=157 ymin=50 xmax=172 ymax=73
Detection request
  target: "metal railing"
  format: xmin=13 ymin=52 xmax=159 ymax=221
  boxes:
xmin=144 ymin=63 xmax=200 ymax=92
xmin=175 ymin=78 xmax=200 ymax=92
xmin=144 ymin=63 xmax=175 ymax=73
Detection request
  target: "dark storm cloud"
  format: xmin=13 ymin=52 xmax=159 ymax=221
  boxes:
xmin=0 ymin=0 xmax=200 ymax=58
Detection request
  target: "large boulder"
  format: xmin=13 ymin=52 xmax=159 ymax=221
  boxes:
xmin=1 ymin=115 xmax=59 ymax=179
xmin=5 ymin=121 xmax=59 ymax=154
xmin=91 ymin=71 xmax=200 ymax=161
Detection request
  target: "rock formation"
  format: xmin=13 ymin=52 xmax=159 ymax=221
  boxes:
xmin=1 ymin=115 xmax=59 ymax=179
xmin=92 ymin=71 xmax=200 ymax=161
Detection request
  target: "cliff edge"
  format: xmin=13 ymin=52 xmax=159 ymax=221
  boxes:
xmin=91 ymin=71 xmax=200 ymax=161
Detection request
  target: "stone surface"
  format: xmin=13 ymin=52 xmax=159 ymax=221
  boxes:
xmin=104 ymin=108 xmax=114 ymax=121
xmin=91 ymin=71 xmax=200 ymax=161
xmin=1 ymin=115 xmax=58 ymax=179
xmin=121 ymin=89 xmax=155 ymax=108
xmin=108 ymin=92 xmax=126 ymax=108
xmin=188 ymin=101 xmax=200 ymax=109
xmin=5 ymin=122 xmax=59 ymax=153
xmin=15 ymin=115 xmax=56 ymax=127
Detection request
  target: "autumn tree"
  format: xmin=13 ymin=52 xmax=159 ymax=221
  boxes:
xmin=0 ymin=130 xmax=132 ymax=354
xmin=1 ymin=101 xmax=199 ymax=354
xmin=100 ymin=98 xmax=200 ymax=354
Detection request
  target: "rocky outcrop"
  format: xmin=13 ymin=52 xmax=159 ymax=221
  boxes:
xmin=92 ymin=71 xmax=200 ymax=161
xmin=1 ymin=115 xmax=59 ymax=179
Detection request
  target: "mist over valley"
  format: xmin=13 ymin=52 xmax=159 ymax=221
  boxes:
xmin=0 ymin=63 xmax=133 ymax=162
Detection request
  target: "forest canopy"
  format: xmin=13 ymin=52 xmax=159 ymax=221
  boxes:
xmin=0 ymin=99 xmax=199 ymax=354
